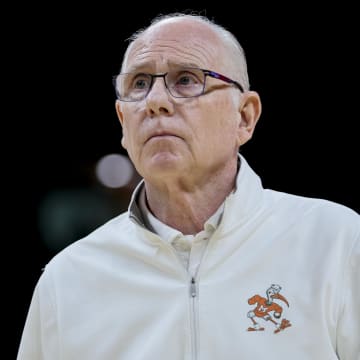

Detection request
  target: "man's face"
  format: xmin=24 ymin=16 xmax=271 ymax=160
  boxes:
xmin=116 ymin=18 xmax=244 ymax=185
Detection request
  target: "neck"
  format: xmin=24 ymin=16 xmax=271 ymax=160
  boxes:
xmin=144 ymin=159 xmax=238 ymax=235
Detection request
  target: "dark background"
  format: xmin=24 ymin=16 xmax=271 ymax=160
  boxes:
xmin=11 ymin=3 xmax=359 ymax=357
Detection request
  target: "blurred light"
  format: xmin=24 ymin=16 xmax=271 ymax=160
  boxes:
xmin=95 ymin=153 xmax=134 ymax=188
xmin=38 ymin=189 xmax=118 ymax=251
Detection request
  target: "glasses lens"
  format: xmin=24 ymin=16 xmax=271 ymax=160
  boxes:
xmin=114 ymin=68 xmax=206 ymax=101
xmin=166 ymin=68 xmax=205 ymax=98
xmin=115 ymin=73 xmax=152 ymax=101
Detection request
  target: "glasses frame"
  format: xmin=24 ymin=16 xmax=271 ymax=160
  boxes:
xmin=113 ymin=68 xmax=244 ymax=102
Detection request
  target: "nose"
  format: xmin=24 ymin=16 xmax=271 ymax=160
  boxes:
xmin=145 ymin=77 xmax=174 ymax=116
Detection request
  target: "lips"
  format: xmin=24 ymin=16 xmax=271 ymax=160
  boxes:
xmin=145 ymin=131 xmax=182 ymax=143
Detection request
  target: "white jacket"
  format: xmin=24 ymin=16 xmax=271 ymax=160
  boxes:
xmin=17 ymin=156 xmax=360 ymax=360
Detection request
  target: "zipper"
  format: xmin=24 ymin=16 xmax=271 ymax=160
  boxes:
xmin=130 ymin=218 xmax=202 ymax=359
xmin=190 ymin=277 xmax=197 ymax=298
xmin=190 ymin=277 xmax=198 ymax=360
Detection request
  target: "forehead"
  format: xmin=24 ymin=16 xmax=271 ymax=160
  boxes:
xmin=123 ymin=18 xmax=227 ymax=72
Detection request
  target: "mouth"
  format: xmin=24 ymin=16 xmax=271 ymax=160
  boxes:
xmin=146 ymin=132 xmax=182 ymax=143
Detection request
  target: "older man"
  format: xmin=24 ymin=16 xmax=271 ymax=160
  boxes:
xmin=18 ymin=13 xmax=359 ymax=360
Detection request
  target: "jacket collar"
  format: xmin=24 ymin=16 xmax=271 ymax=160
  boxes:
xmin=128 ymin=154 xmax=265 ymax=232
xmin=220 ymin=154 xmax=265 ymax=232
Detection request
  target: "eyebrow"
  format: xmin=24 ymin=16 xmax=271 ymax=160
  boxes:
xmin=124 ymin=61 xmax=203 ymax=74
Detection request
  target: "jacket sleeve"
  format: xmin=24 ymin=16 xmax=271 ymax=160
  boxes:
xmin=336 ymin=233 xmax=360 ymax=360
xmin=17 ymin=269 xmax=60 ymax=360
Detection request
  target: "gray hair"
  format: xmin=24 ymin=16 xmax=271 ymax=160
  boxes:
xmin=121 ymin=12 xmax=250 ymax=90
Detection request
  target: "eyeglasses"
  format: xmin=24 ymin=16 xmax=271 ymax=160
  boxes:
xmin=113 ymin=68 xmax=244 ymax=102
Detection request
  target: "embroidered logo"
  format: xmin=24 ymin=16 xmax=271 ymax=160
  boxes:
xmin=246 ymin=284 xmax=292 ymax=334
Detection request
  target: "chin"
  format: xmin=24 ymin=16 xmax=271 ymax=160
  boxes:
xmin=144 ymin=152 xmax=185 ymax=175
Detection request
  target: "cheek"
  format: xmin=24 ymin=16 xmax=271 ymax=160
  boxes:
xmin=198 ymin=96 xmax=239 ymax=137
xmin=121 ymin=108 xmax=139 ymax=142
xmin=120 ymin=116 xmax=139 ymax=156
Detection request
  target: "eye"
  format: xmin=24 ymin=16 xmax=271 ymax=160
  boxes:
xmin=174 ymin=70 xmax=202 ymax=87
xmin=132 ymin=74 xmax=151 ymax=90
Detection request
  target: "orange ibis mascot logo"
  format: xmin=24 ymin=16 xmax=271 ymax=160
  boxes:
xmin=247 ymin=284 xmax=292 ymax=334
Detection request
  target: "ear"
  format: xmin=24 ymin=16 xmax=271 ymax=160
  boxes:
xmin=115 ymin=100 xmax=128 ymax=149
xmin=237 ymin=91 xmax=262 ymax=147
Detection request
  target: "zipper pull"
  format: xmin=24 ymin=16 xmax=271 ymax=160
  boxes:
xmin=190 ymin=277 xmax=197 ymax=297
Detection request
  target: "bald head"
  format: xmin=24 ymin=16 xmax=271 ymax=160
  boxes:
xmin=121 ymin=13 xmax=250 ymax=90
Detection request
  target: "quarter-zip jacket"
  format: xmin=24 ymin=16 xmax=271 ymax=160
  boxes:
xmin=17 ymin=155 xmax=360 ymax=360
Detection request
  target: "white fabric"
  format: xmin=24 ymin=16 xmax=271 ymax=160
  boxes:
xmin=17 ymin=155 xmax=360 ymax=360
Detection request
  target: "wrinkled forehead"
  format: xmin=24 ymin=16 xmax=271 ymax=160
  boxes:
xmin=122 ymin=18 xmax=227 ymax=73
